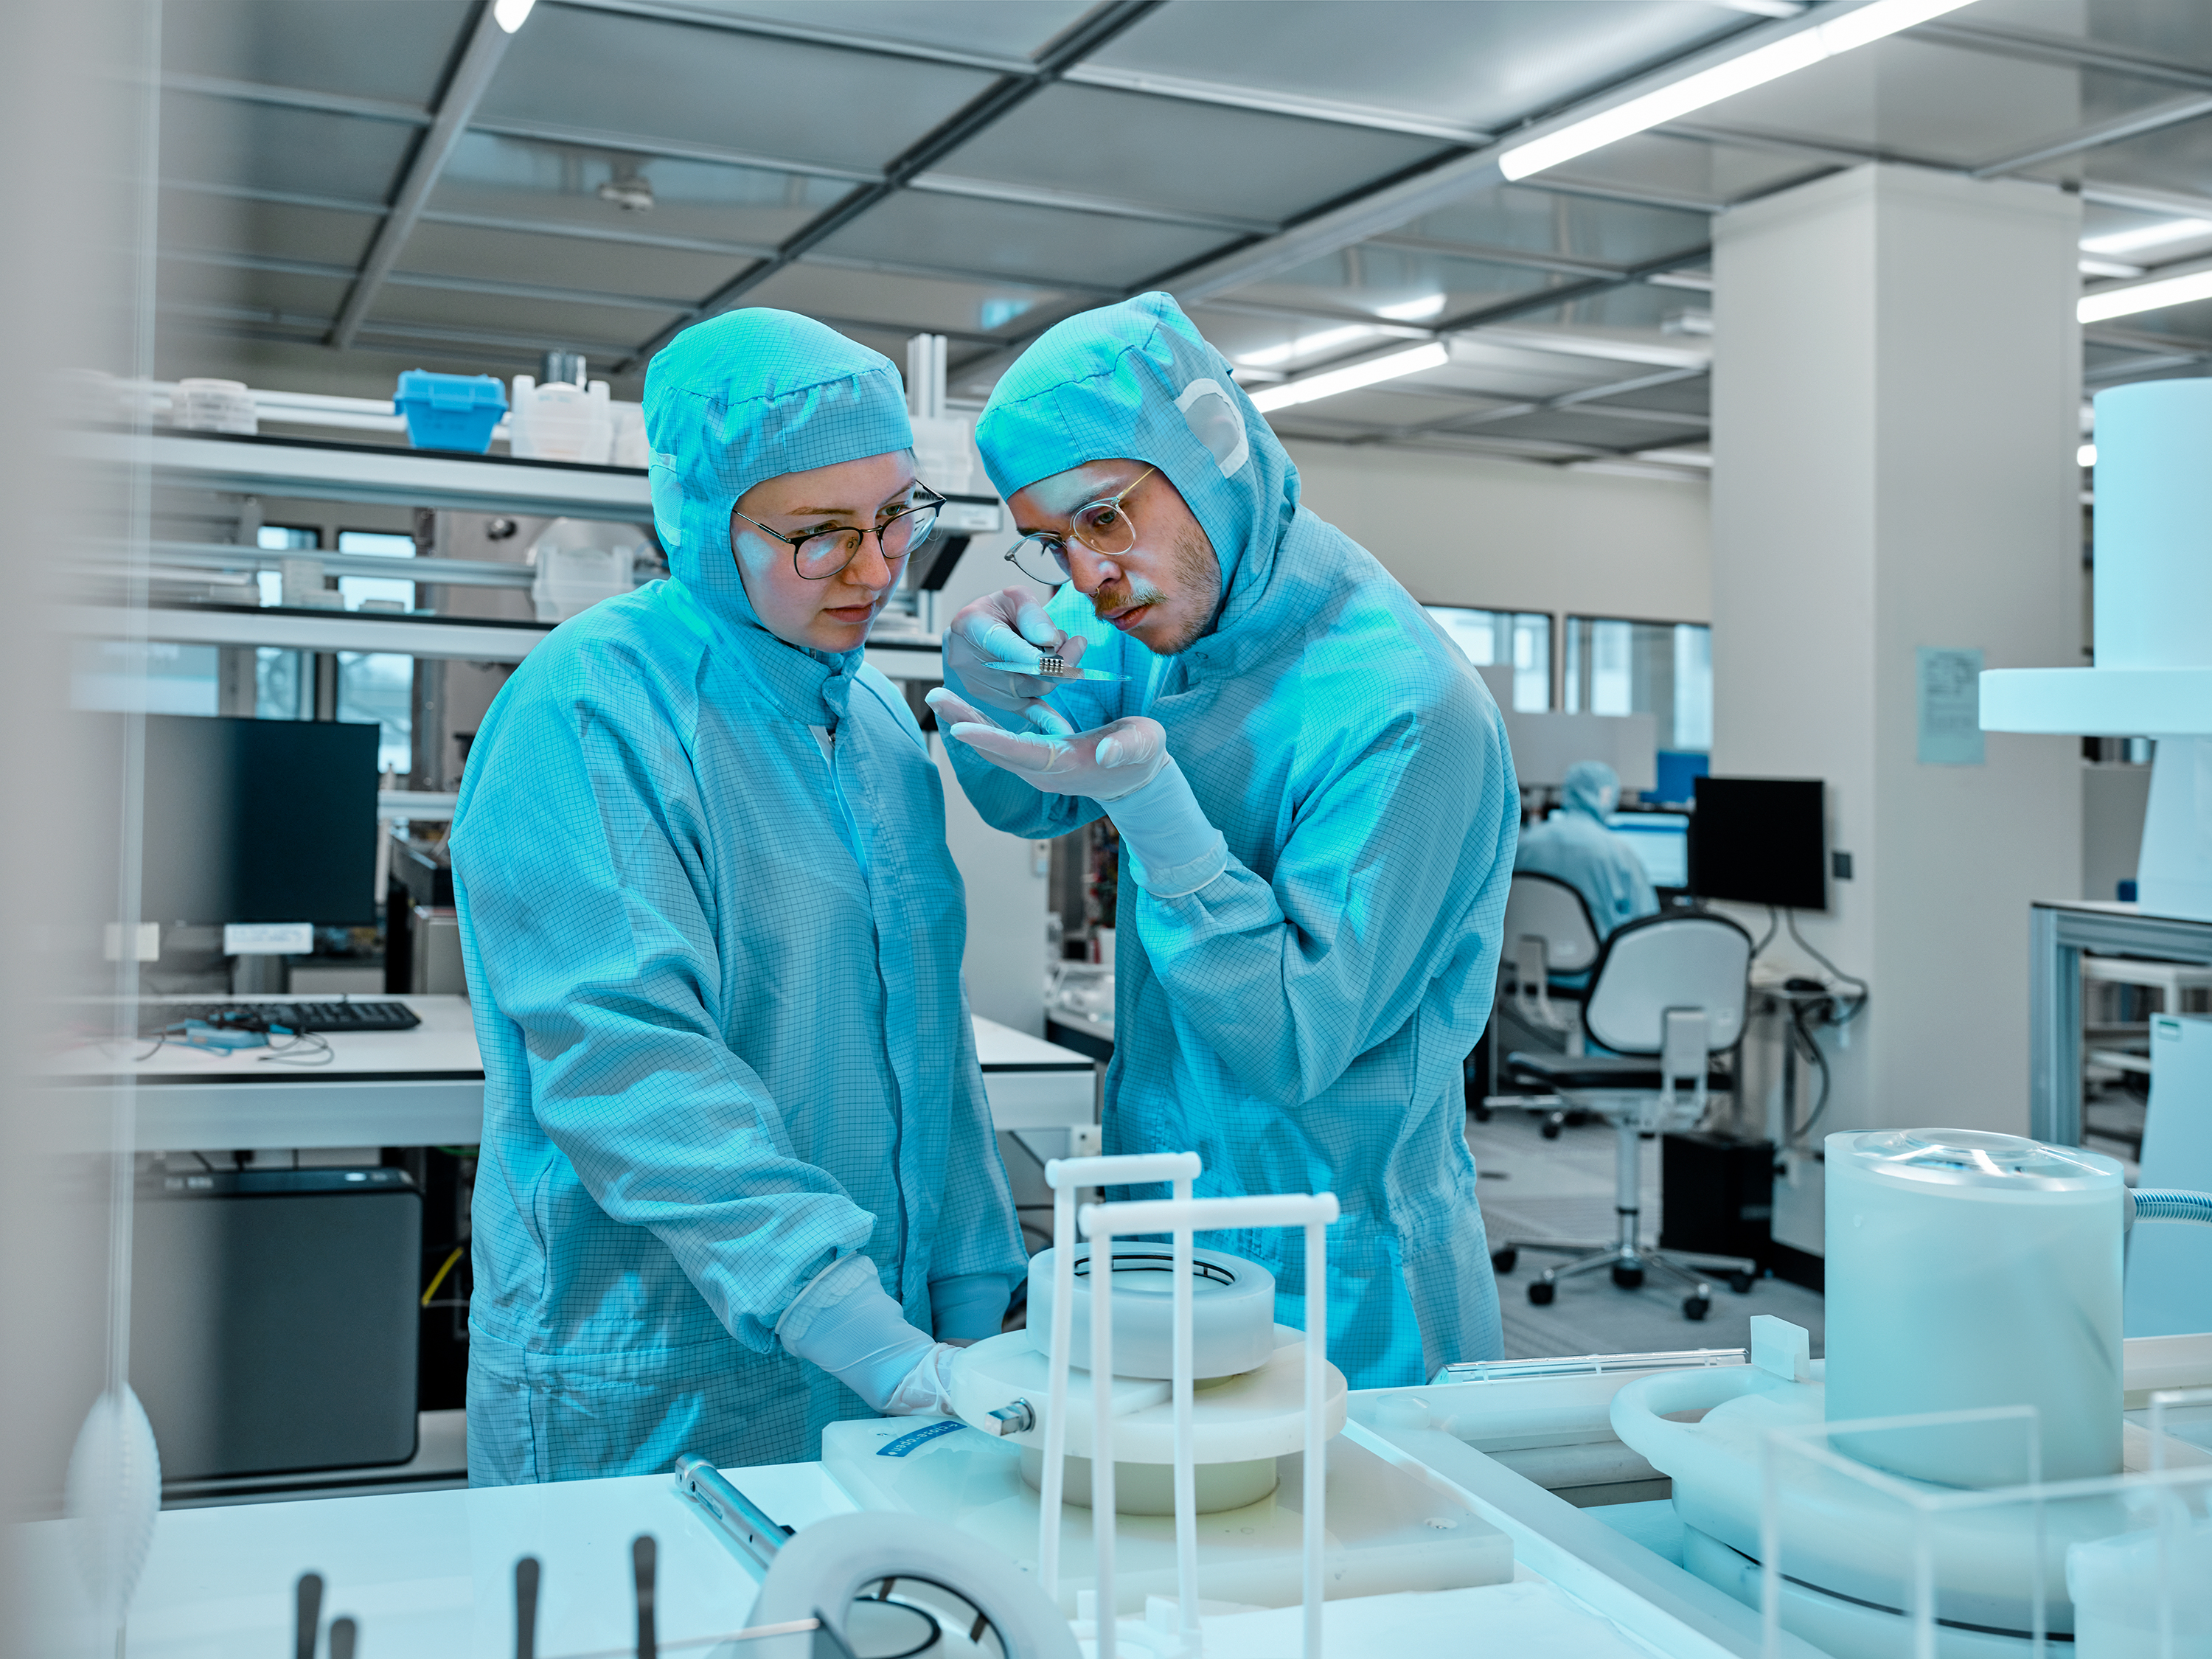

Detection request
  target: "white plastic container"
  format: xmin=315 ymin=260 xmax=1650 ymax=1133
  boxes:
xmin=1824 ymin=1128 xmax=2124 ymax=1486
xmin=175 ymin=378 xmax=257 ymax=435
xmin=608 ymin=400 xmax=649 ymax=468
xmin=509 ymin=375 xmax=611 ymax=463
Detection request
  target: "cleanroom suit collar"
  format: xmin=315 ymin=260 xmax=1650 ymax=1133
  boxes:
xmin=644 ymin=307 xmax=912 ymax=725
xmin=975 ymin=291 xmax=1296 ymax=678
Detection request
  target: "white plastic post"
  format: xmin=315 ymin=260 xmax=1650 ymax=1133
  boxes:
xmin=1039 ymin=1152 xmax=1202 ymax=1626
xmin=1081 ymin=1190 xmax=1340 ymax=1659
xmin=1302 ymin=1213 xmax=1327 ymax=1659
xmin=1173 ymin=1169 xmax=1197 ymax=1649
xmin=1094 ymin=1201 xmax=1117 ymax=1659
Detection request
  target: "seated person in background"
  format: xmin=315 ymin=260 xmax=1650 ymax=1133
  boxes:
xmin=1514 ymin=760 xmax=1658 ymax=941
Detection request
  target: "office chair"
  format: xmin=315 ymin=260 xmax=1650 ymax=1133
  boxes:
xmin=1474 ymin=872 xmax=1601 ymax=1136
xmin=1491 ymin=910 xmax=1761 ymax=1321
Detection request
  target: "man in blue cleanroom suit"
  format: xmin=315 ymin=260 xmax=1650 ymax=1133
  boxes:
xmin=923 ymin=293 xmax=1518 ymax=1387
xmin=1514 ymin=760 xmax=1658 ymax=942
xmin=450 ymin=309 xmax=1026 ymax=1483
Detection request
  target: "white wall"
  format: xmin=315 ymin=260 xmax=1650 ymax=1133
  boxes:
xmin=1281 ymin=439 xmax=1711 ymax=625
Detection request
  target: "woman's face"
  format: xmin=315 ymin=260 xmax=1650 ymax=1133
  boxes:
xmin=730 ymin=450 xmax=919 ymax=654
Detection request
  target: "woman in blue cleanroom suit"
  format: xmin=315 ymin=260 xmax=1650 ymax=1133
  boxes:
xmin=928 ymin=292 xmax=1519 ymax=1388
xmin=1514 ymin=760 xmax=1659 ymax=940
xmin=451 ymin=310 xmax=1025 ymax=1483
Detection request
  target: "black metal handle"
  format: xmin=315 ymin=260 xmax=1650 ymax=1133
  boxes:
xmin=633 ymin=1534 xmax=657 ymax=1659
xmin=515 ymin=1555 xmax=540 ymax=1659
xmin=294 ymin=1573 xmax=322 ymax=1659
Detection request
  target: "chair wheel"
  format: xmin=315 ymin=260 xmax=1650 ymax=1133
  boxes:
xmin=1528 ymin=1280 xmax=1555 ymax=1306
xmin=1611 ymin=1264 xmax=1644 ymax=1290
xmin=1472 ymin=1105 xmax=1492 ymax=1122
xmin=1490 ymin=1248 xmax=1517 ymax=1275
xmin=1683 ymin=1296 xmax=1711 ymax=1321
xmin=1728 ymin=1270 xmax=1757 ymax=1295
xmin=1541 ymin=1119 xmax=1562 ymax=1140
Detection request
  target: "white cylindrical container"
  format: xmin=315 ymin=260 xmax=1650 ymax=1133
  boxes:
xmin=1824 ymin=1128 xmax=2124 ymax=1487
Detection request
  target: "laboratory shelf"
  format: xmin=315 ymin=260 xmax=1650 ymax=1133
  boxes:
xmin=61 ymin=601 xmax=551 ymax=661
xmin=69 ymin=427 xmax=653 ymax=519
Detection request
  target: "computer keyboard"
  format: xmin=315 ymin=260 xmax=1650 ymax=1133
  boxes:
xmin=139 ymin=1000 xmax=423 ymax=1036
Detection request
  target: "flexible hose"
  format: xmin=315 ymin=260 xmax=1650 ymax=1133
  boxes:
xmin=2128 ymin=1189 xmax=2212 ymax=1229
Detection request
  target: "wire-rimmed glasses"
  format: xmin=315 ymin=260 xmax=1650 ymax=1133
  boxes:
xmin=732 ymin=487 xmax=946 ymax=581
xmin=1003 ymin=467 xmax=1155 ymax=585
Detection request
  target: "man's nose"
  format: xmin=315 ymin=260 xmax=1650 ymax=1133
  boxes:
xmin=1063 ymin=541 xmax=1119 ymax=595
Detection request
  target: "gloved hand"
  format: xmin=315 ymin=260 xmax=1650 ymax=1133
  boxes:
xmin=928 ymin=689 xmax=1227 ymax=897
xmin=942 ymin=588 xmax=1088 ymax=717
xmin=881 ymin=1343 xmax=961 ymax=1417
xmin=776 ymin=1256 xmax=939 ymax=1413
xmin=925 ymin=686 xmax=1164 ymax=801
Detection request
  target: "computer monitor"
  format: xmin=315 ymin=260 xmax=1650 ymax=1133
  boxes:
xmin=139 ymin=714 xmax=380 ymax=927
xmin=1605 ymin=810 xmax=1690 ymax=891
xmin=1689 ymin=776 xmax=1826 ymax=911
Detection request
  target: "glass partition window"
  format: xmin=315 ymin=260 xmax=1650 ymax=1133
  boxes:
xmin=335 ymin=529 xmax=417 ymax=611
xmin=1565 ymin=616 xmax=1713 ymax=753
xmin=1423 ymin=607 xmax=1553 ymax=711
xmin=337 ymin=652 xmax=414 ymax=773
xmin=255 ymin=524 xmax=318 ymax=607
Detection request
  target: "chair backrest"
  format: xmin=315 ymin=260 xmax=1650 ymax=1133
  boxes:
xmin=1502 ymin=872 xmax=1602 ymax=977
xmin=1583 ymin=911 xmax=1753 ymax=1056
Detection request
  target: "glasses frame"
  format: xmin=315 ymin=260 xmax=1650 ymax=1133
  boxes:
xmin=731 ymin=486 xmax=948 ymax=582
xmin=1003 ymin=466 xmax=1156 ymax=585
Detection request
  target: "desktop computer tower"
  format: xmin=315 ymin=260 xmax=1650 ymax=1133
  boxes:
xmin=1659 ymin=1132 xmax=1775 ymax=1266
xmin=131 ymin=1166 xmax=421 ymax=1482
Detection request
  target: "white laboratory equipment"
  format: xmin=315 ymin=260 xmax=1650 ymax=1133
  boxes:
xmin=1981 ymin=378 xmax=2212 ymax=917
xmin=1606 ymin=1125 xmax=2212 ymax=1656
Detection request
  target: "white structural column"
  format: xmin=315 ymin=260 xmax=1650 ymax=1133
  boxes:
xmin=1710 ymin=165 xmax=2082 ymax=1186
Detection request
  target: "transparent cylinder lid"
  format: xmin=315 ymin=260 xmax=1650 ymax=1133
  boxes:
xmin=1840 ymin=1127 xmax=2121 ymax=1192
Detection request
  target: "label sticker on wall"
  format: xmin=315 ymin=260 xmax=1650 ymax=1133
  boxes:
xmin=1916 ymin=647 xmax=1985 ymax=766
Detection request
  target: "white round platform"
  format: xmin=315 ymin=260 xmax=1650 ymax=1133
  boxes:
xmin=947 ymin=1324 xmax=1346 ymax=1464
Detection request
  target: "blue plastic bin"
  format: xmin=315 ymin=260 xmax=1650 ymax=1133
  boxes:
xmin=394 ymin=370 xmax=507 ymax=453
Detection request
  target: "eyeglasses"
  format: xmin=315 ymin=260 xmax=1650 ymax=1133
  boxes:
xmin=732 ymin=488 xmax=946 ymax=581
xmin=1003 ymin=467 xmax=1155 ymax=586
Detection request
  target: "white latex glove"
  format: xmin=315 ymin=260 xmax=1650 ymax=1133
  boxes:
xmin=942 ymin=587 xmax=1089 ymax=717
xmin=926 ymin=686 xmax=1166 ymax=802
xmin=881 ymin=1342 xmax=961 ymax=1417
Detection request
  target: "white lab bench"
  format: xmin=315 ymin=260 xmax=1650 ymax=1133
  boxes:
xmin=37 ymin=1385 xmax=1791 ymax=1659
xmin=43 ymin=998 xmax=1096 ymax=1151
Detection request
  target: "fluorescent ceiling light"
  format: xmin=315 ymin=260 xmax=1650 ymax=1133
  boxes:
xmin=493 ymin=0 xmax=536 ymax=32
xmin=1377 ymin=293 xmax=1447 ymax=321
xmin=2080 ymin=218 xmax=2212 ymax=257
xmin=1499 ymin=0 xmax=1975 ymax=182
xmin=2078 ymin=257 xmax=2146 ymax=280
xmin=2079 ymin=268 xmax=2212 ymax=324
xmin=1248 ymin=343 xmax=1450 ymax=414
xmin=1236 ymin=324 xmax=1374 ymax=369
xmin=2078 ymin=445 xmax=2097 ymax=468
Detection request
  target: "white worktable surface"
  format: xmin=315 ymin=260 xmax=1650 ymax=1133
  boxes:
xmin=44 ymin=998 xmax=1095 ymax=1150
xmin=27 ymin=1433 xmax=1714 ymax=1658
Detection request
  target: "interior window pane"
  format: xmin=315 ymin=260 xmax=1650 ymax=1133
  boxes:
xmin=335 ymin=652 xmax=414 ymax=773
xmin=1565 ymin=615 xmax=1713 ymax=755
xmin=336 ymin=529 xmax=417 ymax=613
xmin=1422 ymin=606 xmax=1553 ymax=711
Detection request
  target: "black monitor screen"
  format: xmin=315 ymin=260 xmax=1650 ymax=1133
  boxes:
xmin=139 ymin=715 xmax=380 ymax=926
xmin=1690 ymin=776 xmax=1826 ymax=911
